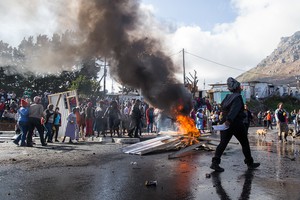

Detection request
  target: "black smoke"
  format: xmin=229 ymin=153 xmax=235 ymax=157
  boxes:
xmin=76 ymin=0 xmax=192 ymax=115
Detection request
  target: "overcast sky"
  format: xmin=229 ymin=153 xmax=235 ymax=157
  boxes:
xmin=0 ymin=0 xmax=300 ymax=90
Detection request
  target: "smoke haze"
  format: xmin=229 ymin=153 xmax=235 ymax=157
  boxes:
xmin=2 ymin=0 xmax=192 ymax=115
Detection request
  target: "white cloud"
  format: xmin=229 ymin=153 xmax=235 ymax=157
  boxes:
xmin=1 ymin=0 xmax=300 ymax=91
xmin=164 ymin=0 xmax=300 ymax=88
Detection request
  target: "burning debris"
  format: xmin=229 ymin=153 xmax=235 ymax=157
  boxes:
xmin=123 ymin=101 xmax=211 ymax=156
xmin=122 ymin=131 xmax=217 ymax=157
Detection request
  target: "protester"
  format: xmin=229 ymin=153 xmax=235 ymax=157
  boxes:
xmin=196 ymin=108 xmax=205 ymax=134
xmin=146 ymin=106 xmax=155 ymax=133
xmin=104 ymin=100 xmax=121 ymax=137
xmin=94 ymin=101 xmax=106 ymax=137
xmin=27 ymin=96 xmax=47 ymax=147
xmin=275 ymin=102 xmax=289 ymax=142
xmin=74 ymin=107 xmax=81 ymax=141
xmin=121 ymin=102 xmax=131 ymax=134
xmin=243 ymin=104 xmax=253 ymax=134
xmin=266 ymin=110 xmax=273 ymax=130
xmin=62 ymin=107 xmax=77 ymax=144
xmin=257 ymin=111 xmax=262 ymax=126
xmin=0 ymin=99 xmax=5 ymax=121
xmin=296 ymin=109 xmax=300 ymax=133
xmin=85 ymin=102 xmax=94 ymax=137
xmin=210 ymin=77 xmax=260 ymax=172
xmin=44 ymin=104 xmax=55 ymax=143
xmin=13 ymin=99 xmax=29 ymax=146
xmin=128 ymin=99 xmax=142 ymax=138
xmin=53 ymin=107 xmax=61 ymax=142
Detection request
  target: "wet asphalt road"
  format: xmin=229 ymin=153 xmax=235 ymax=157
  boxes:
xmin=0 ymin=127 xmax=300 ymax=200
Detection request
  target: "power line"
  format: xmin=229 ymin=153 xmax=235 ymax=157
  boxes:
xmin=168 ymin=50 xmax=182 ymax=57
xmin=184 ymin=50 xmax=271 ymax=77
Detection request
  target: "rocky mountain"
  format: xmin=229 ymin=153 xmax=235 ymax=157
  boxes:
xmin=236 ymin=31 xmax=300 ymax=86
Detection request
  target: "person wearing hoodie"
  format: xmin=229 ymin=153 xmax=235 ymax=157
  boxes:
xmin=210 ymin=77 xmax=260 ymax=172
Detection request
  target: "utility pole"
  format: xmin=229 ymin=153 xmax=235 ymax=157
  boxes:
xmin=103 ymin=57 xmax=107 ymax=95
xmin=182 ymin=48 xmax=186 ymax=85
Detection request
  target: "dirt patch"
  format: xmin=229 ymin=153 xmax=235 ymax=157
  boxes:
xmin=0 ymin=140 xmax=126 ymax=170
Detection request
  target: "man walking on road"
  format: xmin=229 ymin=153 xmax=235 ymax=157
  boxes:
xmin=210 ymin=77 xmax=260 ymax=172
xmin=27 ymin=96 xmax=47 ymax=147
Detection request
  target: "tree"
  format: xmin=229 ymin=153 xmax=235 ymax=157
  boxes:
xmin=69 ymin=75 xmax=98 ymax=98
xmin=185 ymin=70 xmax=199 ymax=97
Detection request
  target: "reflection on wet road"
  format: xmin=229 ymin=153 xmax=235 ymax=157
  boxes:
xmin=0 ymin=127 xmax=300 ymax=200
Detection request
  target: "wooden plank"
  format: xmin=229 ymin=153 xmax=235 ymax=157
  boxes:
xmin=199 ymin=137 xmax=239 ymax=145
xmin=138 ymin=138 xmax=181 ymax=155
xmin=55 ymin=94 xmax=62 ymax=108
xmin=122 ymin=136 xmax=173 ymax=154
xmin=168 ymin=142 xmax=205 ymax=159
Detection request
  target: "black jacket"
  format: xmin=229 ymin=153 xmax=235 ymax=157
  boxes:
xmin=220 ymin=93 xmax=245 ymax=124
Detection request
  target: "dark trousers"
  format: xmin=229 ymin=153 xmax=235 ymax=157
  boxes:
xmin=243 ymin=122 xmax=250 ymax=134
xmin=213 ymin=121 xmax=253 ymax=164
xmin=14 ymin=121 xmax=29 ymax=145
xmin=128 ymin=119 xmax=141 ymax=137
xmin=27 ymin=117 xmax=46 ymax=146
xmin=267 ymin=120 xmax=273 ymax=130
xmin=45 ymin=122 xmax=53 ymax=142
xmin=54 ymin=125 xmax=60 ymax=140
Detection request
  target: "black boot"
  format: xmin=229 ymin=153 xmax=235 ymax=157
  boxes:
xmin=245 ymin=158 xmax=260 ymax=170
xmin=210 ymin=157 xmax=224 ymax=172
xmin=247 ymin=163 xmax=260 ymax=170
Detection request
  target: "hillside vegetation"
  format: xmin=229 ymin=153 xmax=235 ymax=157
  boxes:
xmin=248 ymin=96 xmax=300 ymax=115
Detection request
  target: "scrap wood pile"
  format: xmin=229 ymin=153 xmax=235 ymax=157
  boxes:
xmin=122 ymin=131 xmax=222 ymax=158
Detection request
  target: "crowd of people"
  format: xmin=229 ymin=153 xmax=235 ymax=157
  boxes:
xmin=256 ymin=105 xmax=300 ymax=139
xmin=2 ymin=87 xmax=300 ymax=148
xmin=1 ymin=88 xmax=183 ymax=146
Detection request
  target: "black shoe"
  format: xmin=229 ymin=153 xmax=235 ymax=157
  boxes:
xmin=20 ymin=142 xmax=27 ymax=147
xmin=13 ymin=140 xmax=19 ymax=146
xmin=248 ymin=163 xmax=260 ymax=170
xmin=47 ymin=140 xmax=53 ymax=143
xmin=27 ymin=143 xmax=33 ymax=147
xmin=42 ymin=143 xmax=47 ymax=146
xmin=55 ymin=140 xmax=59 ymax=142
xmin=210 ymin=164 xmax=224 ymax=172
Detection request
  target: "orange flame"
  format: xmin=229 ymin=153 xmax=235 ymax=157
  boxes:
xmin=174 ymin=104 xmax=200 ymax=146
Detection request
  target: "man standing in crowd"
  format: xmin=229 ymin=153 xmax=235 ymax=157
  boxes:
xmin=44 ymin=104 xmax=55 ymax=143
xmin=275 ymin=102 xmax=289 ymax=142
xmin=128 ymin=99 xmax=142 ymax=138
xmin=27 ymin=96 xmax=47 ymax=147
xmin=85 ymin=102 xmax=94 ymax=137
xmin=243 ymin=104 xmax=253 ymax=134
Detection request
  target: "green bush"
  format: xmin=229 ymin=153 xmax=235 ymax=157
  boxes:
xmin=248 ymin=96 xmax=300 ymax=116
